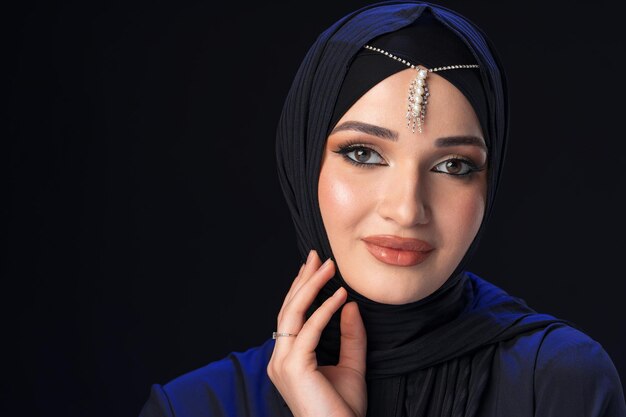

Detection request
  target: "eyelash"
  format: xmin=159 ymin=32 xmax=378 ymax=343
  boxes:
xmin=333 ymin=142 xmax=384 ymax=169
xmin=332 ymin=142 xmax=485 ymax=177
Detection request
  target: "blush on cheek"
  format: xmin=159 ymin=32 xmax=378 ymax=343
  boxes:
xmin=326 ymin=179 xmax=356 ymax=209
xmin=463 ymin=197 xmax=485 ymax=239
xmin=439 ymin=193 xmax=485 ymax=244
xmin=319 ymin=172 xmax=367 ymax=235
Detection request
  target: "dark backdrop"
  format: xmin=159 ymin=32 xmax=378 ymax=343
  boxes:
xmin=4 ymin=1 xmax=625 ymax=416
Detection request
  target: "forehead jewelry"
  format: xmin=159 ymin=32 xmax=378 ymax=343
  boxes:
xmin=364 ymin=45 xmax=479 ymax=134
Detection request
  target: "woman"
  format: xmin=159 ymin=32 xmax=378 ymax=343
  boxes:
xmin=138 ymin=1 xmax=626 ymax=416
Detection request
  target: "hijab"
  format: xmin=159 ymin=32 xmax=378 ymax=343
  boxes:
xmin=275 ymin=2 xmax=573 ymax=415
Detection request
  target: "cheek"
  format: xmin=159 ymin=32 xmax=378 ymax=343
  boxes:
xmin=438 ymin=186 xmax=485 ymax=246
xmin=319 ymin=171 xmax=354 ymax=232
xmin=462 ymin=197 xmax=485 ymax=237
xmin=318 ymin=163 xmax=373 ymax=237
xmin=319 ymin=175 xmax=353 ymax=211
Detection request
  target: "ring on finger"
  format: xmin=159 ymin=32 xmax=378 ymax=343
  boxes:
xmin=272 ymin=331 xmax=298 ymax=339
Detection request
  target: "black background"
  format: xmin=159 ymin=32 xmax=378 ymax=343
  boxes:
xmin=4 ymin=1 xmax=626 ymax=416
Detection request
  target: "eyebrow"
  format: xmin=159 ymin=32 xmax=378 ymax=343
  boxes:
xmin=330 ymin=120 xmax=487 ymax=151
xmin=435 ymin=135 xmax=487 ymax=151
xmin=330 ymin=120 xmax=398 ymax=141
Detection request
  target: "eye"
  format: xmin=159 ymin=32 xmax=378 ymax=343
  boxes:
xmin=432 ymin=157 xmax=480 ymax=176
xmin=333 ymin=145 xmax=386 ymax=166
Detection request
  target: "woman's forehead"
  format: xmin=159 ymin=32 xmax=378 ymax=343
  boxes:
xmin=334 ymin=69 xmax=484 ymax=142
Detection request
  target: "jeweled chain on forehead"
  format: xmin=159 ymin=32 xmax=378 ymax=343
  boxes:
xmin=364 ymin=45 xmax=479 ymax=134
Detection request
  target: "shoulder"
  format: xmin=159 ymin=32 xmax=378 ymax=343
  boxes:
xmin=464 ymin=271 xmax=625 ymax=415
xmin=533 ymin=323 xmax=626 ymax=415
xmin=534 ymin=324 xmax=621 ymax=387
xmin=164 ymin=337 xmax=276 ymax=397
xmin=139 ymin=338 xmax=284 ymax=417
xmin=168 ymin=337 xmax=275 ymax=387
xmin=535 ymin=324 xmax=613 ymax=374
xmin=480 ymin=320 xmax=625 ymax=417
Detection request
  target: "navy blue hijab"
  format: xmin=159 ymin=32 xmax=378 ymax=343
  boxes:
xmin=275 ymin=2 xmax=571 ymax=415
xmin=276 ymin=1 xmax=507 ymax=277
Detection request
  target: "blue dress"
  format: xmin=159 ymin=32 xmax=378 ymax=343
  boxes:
xmin=138 ymin=273 xmax=626 ymax=417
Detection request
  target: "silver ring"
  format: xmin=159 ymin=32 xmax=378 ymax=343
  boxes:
xmin=272 ymin=331 xmax=298 ymax=339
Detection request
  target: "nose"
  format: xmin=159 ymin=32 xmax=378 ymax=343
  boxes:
xmin=376 ymin=167 xmax=430 ymax=227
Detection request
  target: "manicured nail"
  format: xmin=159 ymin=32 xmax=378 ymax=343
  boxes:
xmin=321 ymin=258 xmax=333 ymax=269
xmin=307 ymin=249 xmax=316 ymax=263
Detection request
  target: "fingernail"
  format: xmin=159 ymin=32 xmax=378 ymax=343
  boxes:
xmin=321 ymin=258 xmax=333 ymax=269
xmin=307 ymin=249 xmax=316 ymax=263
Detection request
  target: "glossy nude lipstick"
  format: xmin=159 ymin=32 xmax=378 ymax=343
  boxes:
xmin=361 ymin=235 xmax=434 ymax=267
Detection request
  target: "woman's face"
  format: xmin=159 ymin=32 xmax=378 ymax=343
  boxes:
xmin=318 ymin=68 xmax=488 ymax=304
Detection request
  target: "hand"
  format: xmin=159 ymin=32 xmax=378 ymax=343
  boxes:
xmin=267 ymin=250 xmax=367 ymax=417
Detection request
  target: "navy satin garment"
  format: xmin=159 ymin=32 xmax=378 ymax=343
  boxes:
xmin=138 ymin=2 xmax=626 ymax=415
xmin=138 ymin=273 xmax=626 ymax=417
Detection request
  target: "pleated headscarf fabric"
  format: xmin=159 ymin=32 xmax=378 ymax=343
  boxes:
xmin=276 ymin=1 xmax=506 ymax=282
xmin=275 ymin=2 xmax=573 ymax=415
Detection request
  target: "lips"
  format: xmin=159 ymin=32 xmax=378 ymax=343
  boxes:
xmin=361 ymin=235 xmax=434 ymax=266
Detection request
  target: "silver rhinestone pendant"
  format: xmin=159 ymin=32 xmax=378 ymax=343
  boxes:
xmin=407 ymin=67 xmax=430 ymax=133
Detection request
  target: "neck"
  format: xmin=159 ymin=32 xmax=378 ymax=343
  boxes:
xmin=313 ymin=271 xmax=469 ymax=364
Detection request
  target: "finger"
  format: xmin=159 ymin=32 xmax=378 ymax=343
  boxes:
xmin=278 ymin=258 xmax=335 ymax=332
xmin=292 ymin=250 xmax=315 ymax=286
xmin=274 ymin=259 xmax=335 ymax=356
xmin=292 ymin=287 xmax=347 ymax=354
xmin=277 ymin=262 xmax=305 ymax=324
xmin=337 ymin=301 xmax=366 ymax=377
xmin=273 ymin=260 xmax=337 ymax=355
xmin=277 ymin=250 xmax=319 ymax=323
xmin=281 ymin=250 xmax=317 ymax=310
xmin=273 ymin=259 xmax=334 ymax=358
xmin=285 ymin=250 xmax=322 ymax=304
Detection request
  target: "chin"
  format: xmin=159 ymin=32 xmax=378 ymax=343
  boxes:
xmin=343 ymin=261 xmax=445 ymax=305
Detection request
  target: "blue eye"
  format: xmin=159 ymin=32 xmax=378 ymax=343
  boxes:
xmin=334 ymin=145 xmax=386 ymax=166
xmin=432 ymin=158 xmax=480 ymax=176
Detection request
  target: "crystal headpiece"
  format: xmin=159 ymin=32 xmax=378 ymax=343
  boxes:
xmin=364 ymin=45 xmax=479 ymax=134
